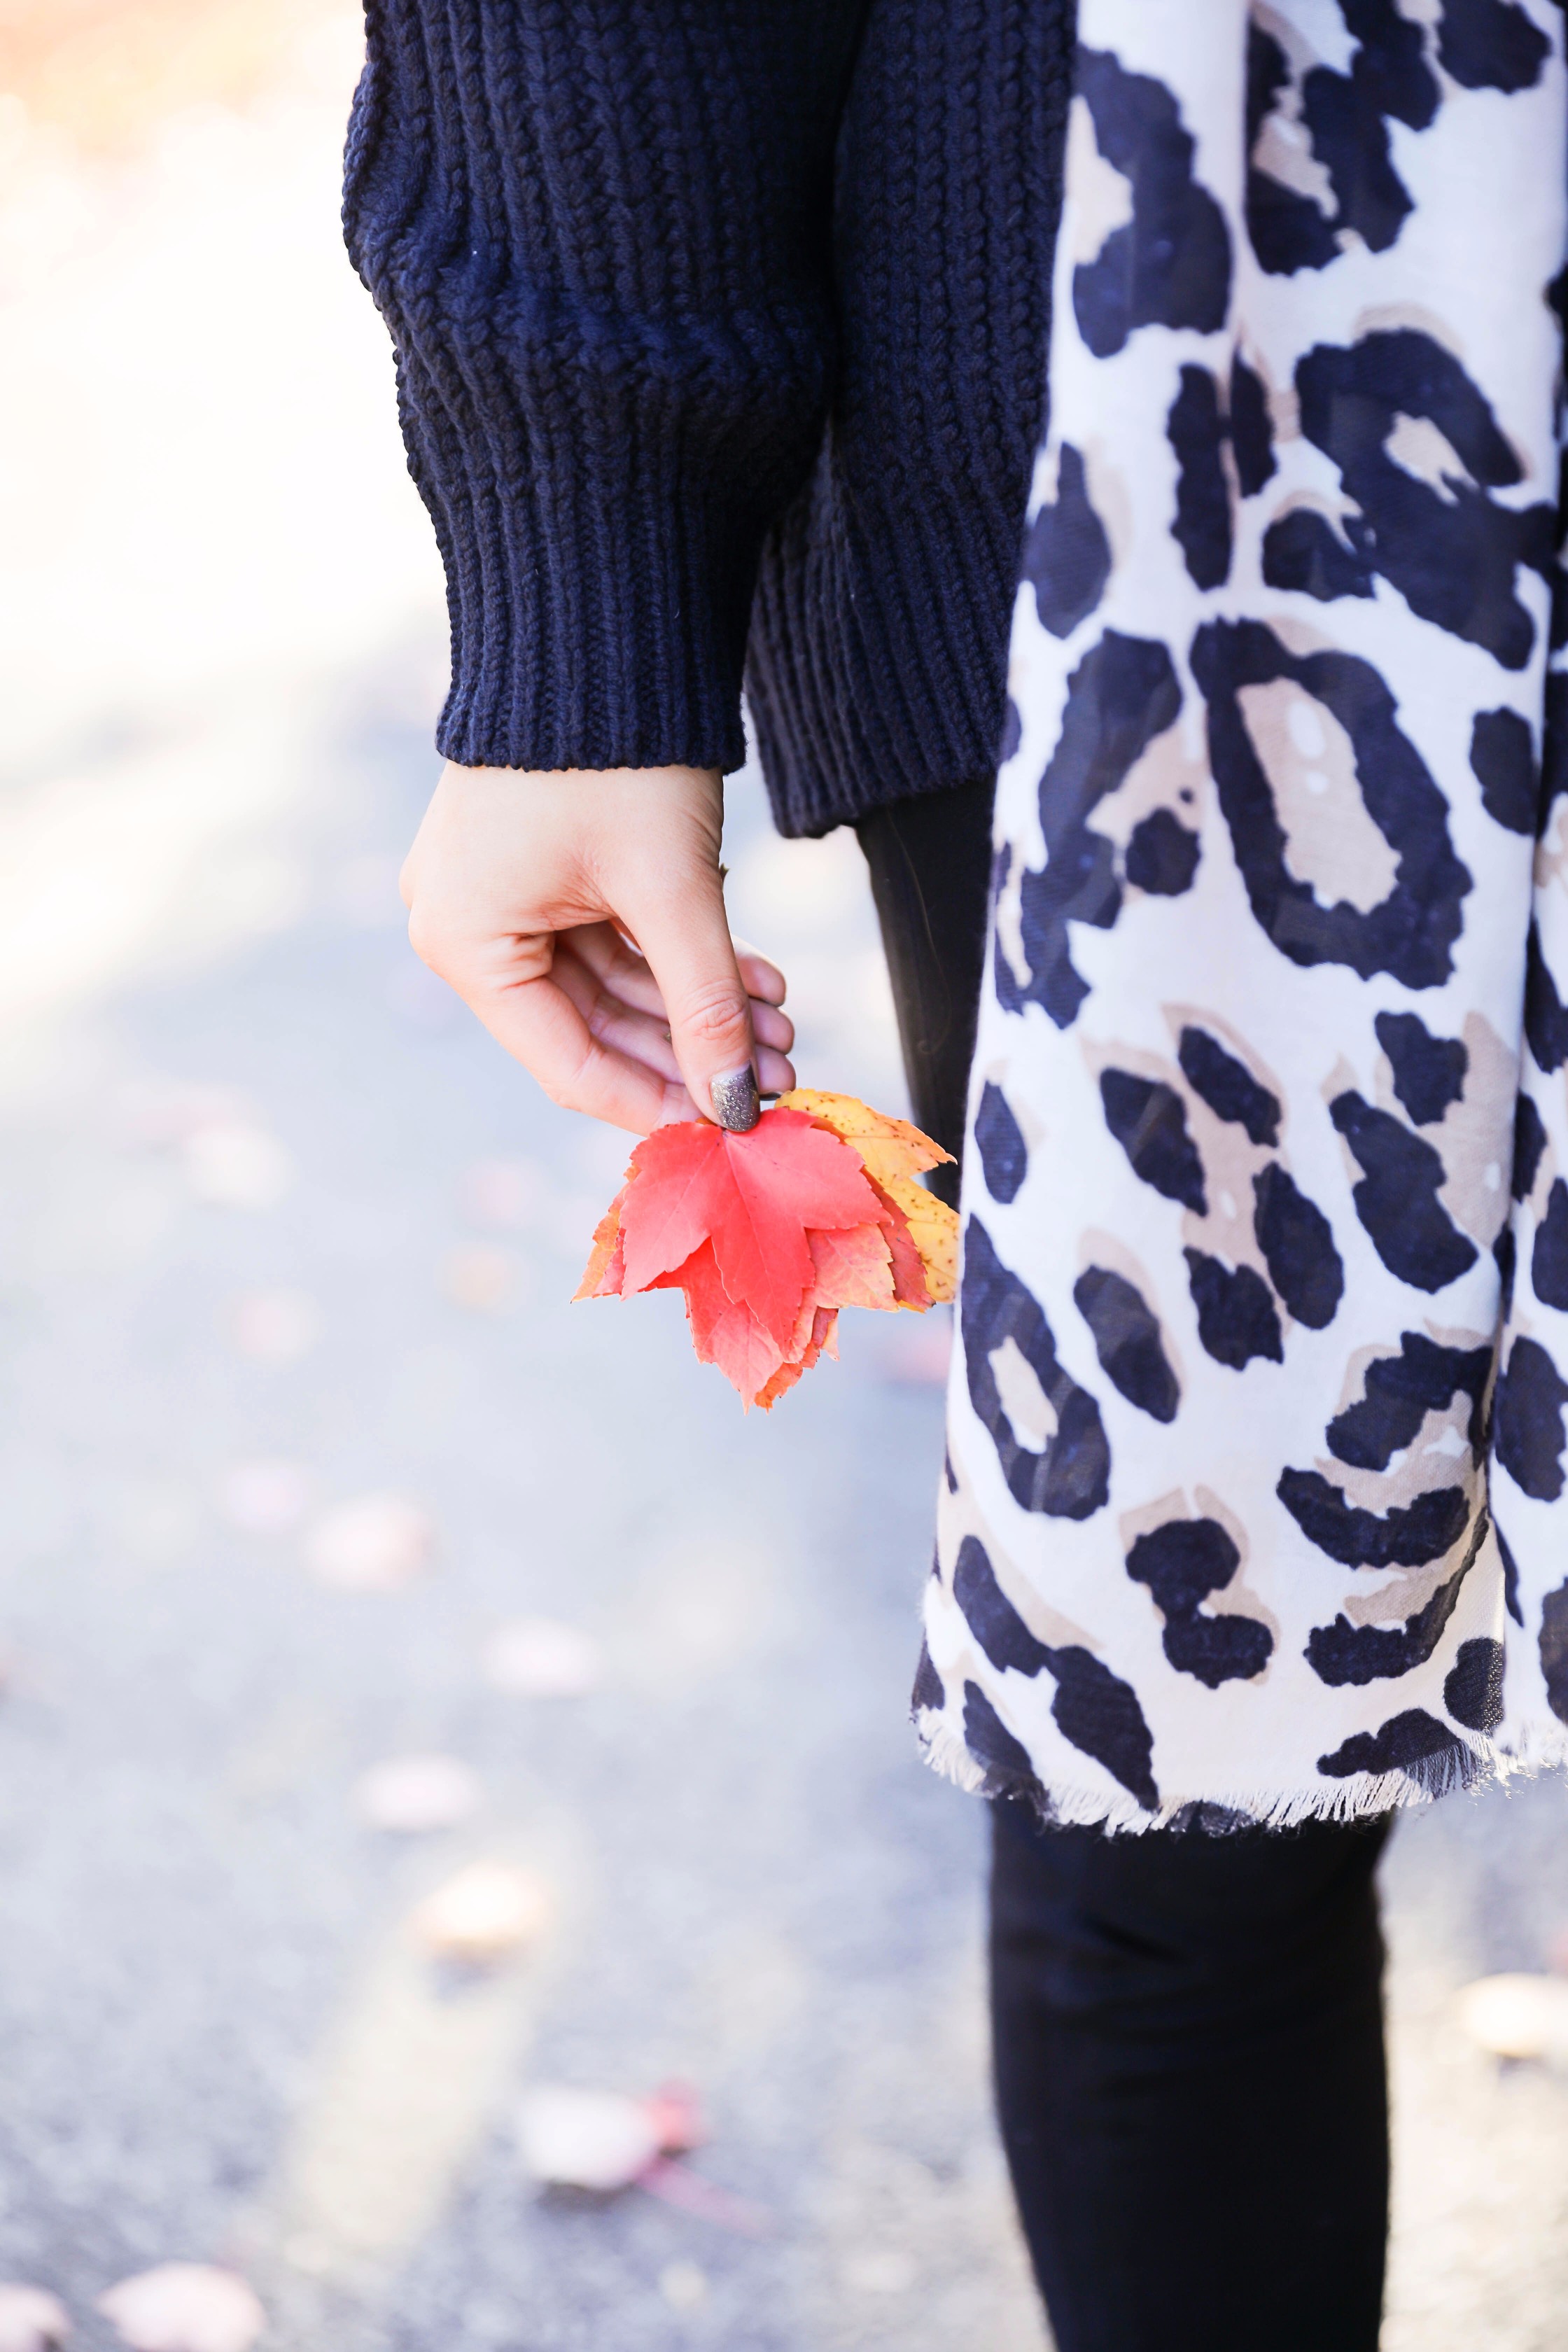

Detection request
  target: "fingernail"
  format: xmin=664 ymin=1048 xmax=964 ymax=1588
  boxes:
xmin=710 ymin=1066 xmax=760 ymax=1132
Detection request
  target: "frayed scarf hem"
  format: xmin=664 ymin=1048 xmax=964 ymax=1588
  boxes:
xmin=914 ymin=1713 xmax=1568 ymax=1835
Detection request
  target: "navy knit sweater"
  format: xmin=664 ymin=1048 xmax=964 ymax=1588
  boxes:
xmin=344 ymin=2 xmax=1072 ymax=838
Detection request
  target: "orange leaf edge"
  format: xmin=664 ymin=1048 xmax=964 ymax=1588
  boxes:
xmin=755 ymin=1304 xmax=839 ymax=1410
xmin=573 ymin=1191 xmax=629 ymax=1300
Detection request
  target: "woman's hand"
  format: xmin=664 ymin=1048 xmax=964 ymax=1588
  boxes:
xmin=399 ymin=762 xmax=794 ymax=1135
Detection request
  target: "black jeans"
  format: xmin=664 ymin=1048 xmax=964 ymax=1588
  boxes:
xmin=858 ymin=783 xmax=1392 ymax=2352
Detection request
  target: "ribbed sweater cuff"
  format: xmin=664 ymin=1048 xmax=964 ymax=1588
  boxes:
xmin=406 ymin=349 xmax=760 ymax=776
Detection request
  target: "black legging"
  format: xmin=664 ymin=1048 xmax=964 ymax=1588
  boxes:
xmin=857 ymin=782 xmax=1392 ymax=2352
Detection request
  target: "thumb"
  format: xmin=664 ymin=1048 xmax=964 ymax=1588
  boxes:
xmin=624 ymin=867 xmax=760 ymax=1130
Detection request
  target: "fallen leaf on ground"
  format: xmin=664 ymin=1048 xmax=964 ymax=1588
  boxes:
xmin=642 ymin=2081 xmax=704 ymax=2152
xmin=515 ymin=2085 xmax=767 ymax=2230
xmin=576 ymin=1098 xmax=958 ymax=1408
xmin=516 ymin=2087 xmax=664 ymax=2190
xmin=353 ymin=1754 xmax=481 ymax=1833
xmin=637 ymin=2156 xmax=773 ymax=2236
xmin=412 ymin=1861 xmax=553 ymax=1961
xmin=1455 ymin=1973 xmax=1568 ymax=2062
xmin=0 ymin=2283 xmax=70 ymax=2351
xmin=516 ymin=2081 xmax=702 ymax=2192
xmin=96 ymin=2266 xmax=264 ymax=2352
xmin=482 ymin=1618 xmax=602 ymax=1698
xmin=303 ymin=1495 xmax=433 ymax=1591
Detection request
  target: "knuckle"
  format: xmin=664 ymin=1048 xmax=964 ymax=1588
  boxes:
xmin=405 ymin=908 xmax=443 ymax=969
xmin=540 ymin=1037 xmax=598 ymax=1114
xmin=675 ymin=979 xmax=750 ymax=1050
xmin=536 ymin=1058 xmax=580 ymax=1110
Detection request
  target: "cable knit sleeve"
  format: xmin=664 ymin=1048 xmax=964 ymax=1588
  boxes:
xmin=343 ymin=4 xmax=864 ymax=774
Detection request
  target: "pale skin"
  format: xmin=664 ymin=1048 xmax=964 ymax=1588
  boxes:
xmin=399 ymin=762 xmax=795 ymax=1135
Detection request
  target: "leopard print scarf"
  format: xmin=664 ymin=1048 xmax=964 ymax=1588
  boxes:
xmin=919 ymin=0 xmax=1568 ymax=1829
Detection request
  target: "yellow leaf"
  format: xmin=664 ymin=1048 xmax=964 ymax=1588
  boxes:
xmin=774 ymin=1088 xmax=953 ymax=1184
xmin=880 ymin=1172 xmax=958 ymax=1303
xmin=777 ymin=1090 xmax=958 ymax=1303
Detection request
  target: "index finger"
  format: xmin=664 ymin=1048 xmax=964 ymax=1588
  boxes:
xmin=463 ymin=960 xmax=696 ymax=1133
xmin=732 ymin=938 xmax=787 ymax=1005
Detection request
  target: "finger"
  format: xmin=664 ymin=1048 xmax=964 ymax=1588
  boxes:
xmin=551 ymin=951 xmax=685 ymax=1082
xmin=621 ymin=873 xmax=760 ymax=1130
xmin=587 ymin=913 xmax=786 ymax=1015
xmin=456 ymin=959 xmax=682 ymax=1133
xmin=568 ymin=921 xmax=663 ymax=1005
xmin=756 ymin=1044 xmax=796 ymax=1096
xmin=435 ymin=936 xmax=786 ymax=1131
xmin=559 ymin=931 xmax=790 ymax=1058
xmin=556 ymin=973 xmax=790 ymax=1096
xmin=733 ymin=941 xmax=786 ymax=1005
xmin=750 ymin=1000 xmax=794 ymax=1055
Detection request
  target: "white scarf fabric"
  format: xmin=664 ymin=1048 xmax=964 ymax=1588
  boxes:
xmin=920 ymin=0 xmax=1568 ymax=1830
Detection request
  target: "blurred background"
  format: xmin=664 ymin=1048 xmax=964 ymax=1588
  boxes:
xmin=1 ymin=6 xmax=1568 ymax=2349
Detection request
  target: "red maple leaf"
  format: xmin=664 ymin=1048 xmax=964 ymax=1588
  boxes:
xmin=755 ymin=1306 xmax=838 ymax=1409
xmin=649 ymin=1240 xmax=792 ymax=1400
xmin=616 ymin=1110 xmax=881 ymax=1353
xmin=575 ymin=1098 xmax=955 ymax=1408
xmin=806 ymin=1222 xmax=895 ymax=1312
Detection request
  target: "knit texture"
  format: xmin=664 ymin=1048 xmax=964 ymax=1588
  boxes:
xmin=344 ymin=2 xmax=1072 ymax=835
xmin=749 ymin=0 xmax=1073 ymax=834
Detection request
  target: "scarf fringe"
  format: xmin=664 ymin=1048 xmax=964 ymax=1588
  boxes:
xmin=915 ymin=1712 xmax=1568 ymax=1836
